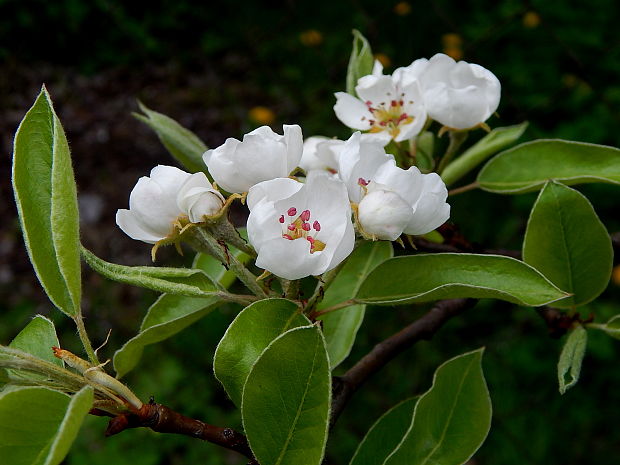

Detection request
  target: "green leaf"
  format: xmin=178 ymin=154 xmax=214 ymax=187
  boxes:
xmin=477 ymin=139 xmax=620 ymax=194
xmin=523 ymin=182 xmax=613 ymax=308
xmin=12 ymin=86 xmax=81 ymax=317
xmin=415 ymin=131 xmax=435 ymax=173
xmin=113 ymin=251 xmax=243 ymax=378
xmin=214 ymin=299 xmax=309 ymax=407
xmin=558 ymin=325 xmax=587 ymax=394
xmin=113 ymin=294 xmax=220 ymax=378
xmin=8 ymin=316 xmax=62 ymax=379
xmin=593 ymin=314 xmax=620 ymax=339
xmin=384 ymin=348 xmax=491 ymax=465
xmin=318 ymin=241 xmax=392 ymax=369
xmin=134 ymin=101 xmax=208 ymax=173
xmin=81 ymin=247 xmax=217 ymax=297
xmin=193 ymin=228 xmax=251 ymax=288
xmin=441 ymin=122 xmax=528 ymax=186
xmin=349 ymin=397 xmax=418 ymax=465
xmin=0 ymin=385 xmax=93 ymax=465
xmin=357 ymin=253 xmax=569 ymax=307
xmin=346 ymin=30 xmax=374 ymax=96
xmin=242 ymin=326 xmax=330 ymax=465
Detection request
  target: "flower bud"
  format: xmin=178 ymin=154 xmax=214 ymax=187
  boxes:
xmin=357 ymin=186 xmax=412 ymax=240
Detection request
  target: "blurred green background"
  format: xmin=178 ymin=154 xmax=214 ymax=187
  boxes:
xmin=1 ymin=0 xmax=620 ymax=464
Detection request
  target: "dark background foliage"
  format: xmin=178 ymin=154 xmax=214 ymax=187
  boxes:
xmin=1 ymin=1 xmax=619 ymax=464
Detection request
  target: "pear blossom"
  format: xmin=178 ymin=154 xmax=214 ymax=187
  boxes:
xmin=334 ymin=68 xmax=427 ymax=145
xmin=116 ymin=166 xmax=224 ymax=244
xmin=246 ymin=172 xmax=355 ymax=280
xmin=300 ymin=136 xmax=343 ymax=173
xmin=337 ymin=133 xmax=450 ymax=240
xmin=203 ymin=124 xmax=303 ymax=193
xmin=396 ymin=53 xmax=501 ymax=130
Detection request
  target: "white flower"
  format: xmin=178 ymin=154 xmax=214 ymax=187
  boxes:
xmin=203 ymin=124 xmax=303 ymax=193
xmin=334 ymin=70 xmax=427 ymax=145
xmin=397 ymin=53 xmax=501 ymax=130
xmin=337 ymin=134 xmax=450 ymax=240
xmin=246 ymin=172 xmax=355 ymax=280
xmin=116 ymin=166 xmax=224 ymax=243
xmin=300 ymin=136 xmax=343 ymax=173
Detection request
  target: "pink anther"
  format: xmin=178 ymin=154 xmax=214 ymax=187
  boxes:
xmin=287 ymin=207 xmax=297 ymax=216
xmin=300 ymin=210 xmax=311 ymax=221
xmin=313 ymin=221 xmax=321 ymax=231
xmin=358 ymin=178 xmax=369 ymax=186
xmin=302 ymin=222 xmax=311 ymax=231
xmin=279 ymin=215 xmax=285 ymax=224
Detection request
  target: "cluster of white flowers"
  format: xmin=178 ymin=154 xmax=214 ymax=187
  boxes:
xmin=334 ymin=53 xmax=501 ymax=144
xmin=117 ymin=53 xmax=500 ymax=279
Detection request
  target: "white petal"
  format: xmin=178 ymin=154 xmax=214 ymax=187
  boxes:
xmin=334 ymin=92 xmax=373 ymax=130
xmin=255 ymin=237 xmax=324 ymax=280
xmin=358 ymin=188 xmax=413 ymax=241
xmin=283 ymin=124 xmax=304 ymax=173
xmin=355 ymin=75 xmax=397 ymax=106
xmin=115 ymin=209 xmax=163 ymax=244
xmin=372 ymin=59 xmax=384 ymax=76
xmin=128 ymin=176 xmax=180 ymax=236
xmin=373 ymin=160 xmax=424 ymax=205
xmin=247 ymin=177 xmax=302 ymax=210
xmin=300 ymin=136 xmax=331 ymax=171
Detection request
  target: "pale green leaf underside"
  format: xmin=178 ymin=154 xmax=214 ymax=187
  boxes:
xmin=214 ymin=299 xmax=310 ymax=407
xmin=12 ymin=86 xmax=81 ymax=317
xmin=478 ymin=139 xmax=620 ymax=193
xmin=347 ymin=29 xmax=374 ymax=96
xmin=523 ymin=182 xmax=613 ymax=308
xmin=0 ymin=386 xmax=92 ymax=465
xmin=384 ymin=348 xmax=491 ymax=465
xmin=242 ymin=326 xmax=330 ymax=465
xmin=319 ymin=241 xmax=392 ymax=369
xmin=134 ymin=101 xmax=208 ymax=173
xmin=81 ymin=247 xmax=217 ymax=297
xmin=356 ymin=253 xmax=568 ymax=307
xmin=558 ymin=325 xmax=587 ymax=394
xmin=350 ymin=397 xmax=418 ymax=465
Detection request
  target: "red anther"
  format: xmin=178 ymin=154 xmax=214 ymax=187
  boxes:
xmin=379 ymin=121 xmax=387 ymax=126
xmin=307 ymin=236 xmax=315 ymax=244
xmin=365 ymin=100 xmax=372 ymax=107
xmin=287 ymin=207 xmax=297 ymax=216
xmin=283 ymin=234 xmax=294 ymax=240
xmin=391 ymin=100 xmax=397 ymax=107
xmin=399 ymin=100 xmax=404 ymax=106
xmin=287 ymin=224 xmax=296 ymax=231
xmin=278 ymin=215 xmax=285 ymax=224
xmin=300 ymin=210 xmax=311 ymax=221
xmin=302 ymin=222 xmax=311 ymax=231
xmin=358 ymin=178 xmax=369 ymax=186
xmin=368 ymin=119 xmax=375 ymax=125
xmin=313 ymin=221 xmax=321 ymax=231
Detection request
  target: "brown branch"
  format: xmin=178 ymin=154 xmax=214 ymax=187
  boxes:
xmin=102 ymin=401 xmax=254 ymax=461
xmin=330 ymin=298 xmax=476 ymax=427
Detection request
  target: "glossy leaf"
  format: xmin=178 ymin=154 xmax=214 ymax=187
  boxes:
xmin=357 ymin=253 xmax=568 ymax=307
xmin=441 ymin=122 xmax=528 ymax=186
xmin=0 ymin=385 xmax=93 ymax=465
xmin=349 ymin=397 xmax=418 ymax=465
xmin=523 ymin=182 xmax=613 ymax=308
xmin=346 ymin=29 xmax=374 ymax=96
xmin=134 ymin=101 xmax=207 ymax=173
xmin=8 ymin=316 xmax=62 ymax=379
xmin=558 ymin=325 xmax=587 ymax=394
xmin=384 ymin=348 xmax=491 ymax=465
xmin=113 ymin=251 xmax=243 ymax=378
xmin=242 ymin=326 xmax=330 ymax=465
xmin=318 ymin=241 xmax=392 ymax=369
xmin=478 ymin=139 xmax=620 ymax=194
xmin=12 ymin=86 xmax=81 ymax=317
xmin=214 ymin=299 xmax=309 ymax=406
xmin=81 ymin=247 xmax=217 ymax=297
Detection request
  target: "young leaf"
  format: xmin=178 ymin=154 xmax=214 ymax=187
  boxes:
xmin=384 ymin=348 xmax=491 ymax=465
xmin=346 ymin=30 xmax=374 ymax=96
xmin=318 ymin=241 xmax=393 ymax=369
xmin=349 ymin=397 xmax=418 ymax=465
xmin=134 ymin=101 xmax=208 ymax=173
xmin=558 ymin=325 xmax=587 ymax=394
xmin=242 ymin=326 xmax=330 ymax=465
xmin=593 ymin=314 xmax=620 ymax=339
xmin=8 ymin=316 xmax=63 ymax=378
xmin=478 ymin=139 xmax=620 ymax=194
xmin=81 ymin=247 xmax=217 ymax=297
xmin=441 ymin=122 xmax=528 ymax=186
xmin=12 ymin=86 xmax=81 ymax=317
xmin=113 ymin=250 xmax=244 ymax=378
xmin=357 ymin=253 xmax=569 ymax=307
xmin=113 ymin=295 xmax=221 ymax=378
xmin=0 ymin=385 xmax=93 ymax=465
xmin=214 ymin=299 xmax=309 ymax=406
xmin=523 ymin=182 xmax=613 ymax=308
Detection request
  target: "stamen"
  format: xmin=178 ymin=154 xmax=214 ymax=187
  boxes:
xmin=287 ymin=207 xmax=297 ymax=216
xmin=288 ymin=224 xmax=296 ymax=231
xmin=283 ymin=234 xmax=293 ymax=240
xmin=300 ymin=210 xmax=311 ymax=221
xmin=302 ymin=222 xmax=311 ymax=231
xmin=358 ymin=178 xmax=370 ymax=186
xmin=279 ymin=215 xmax=285 ymax=223
xmin=313 ymin=221 xmax=321 ymax=231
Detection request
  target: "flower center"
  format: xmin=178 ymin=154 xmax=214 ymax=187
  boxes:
xmin=363 ymin=97 xmax=414 ymax=138
xmin=278 ymin=207 xmax=325 ymax=253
